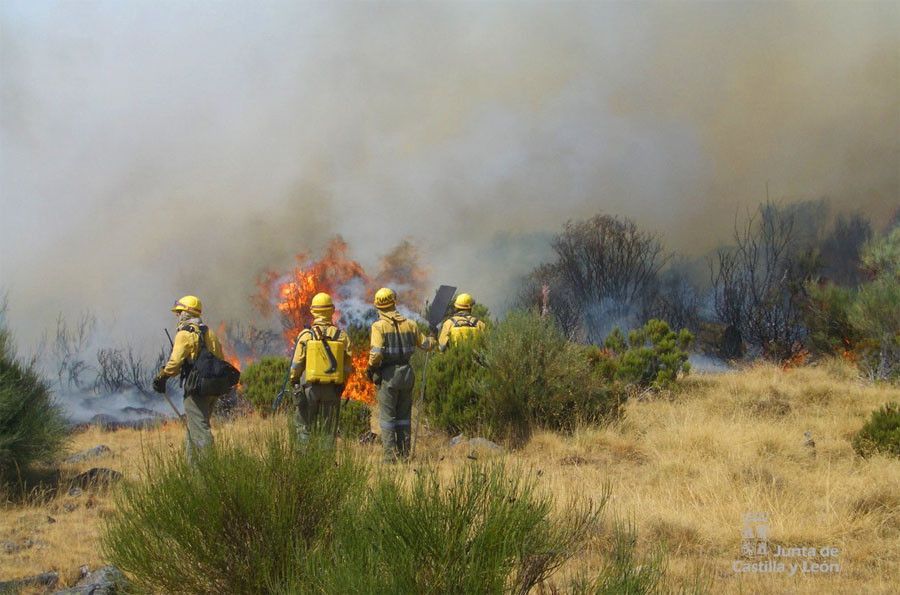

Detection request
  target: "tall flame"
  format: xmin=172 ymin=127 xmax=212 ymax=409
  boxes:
xmin=250 ymin=236 xmax=429 ymax=405
xmin=255 ymin=238 xmax=370 ymax=403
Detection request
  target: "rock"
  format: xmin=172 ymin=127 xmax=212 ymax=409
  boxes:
xmin=52 ymin=566 xmax=128 ymax=595
xmin=68 ymin=487 xmax=84 ymax=497
xmin=467 ymin=437 xmax=502 ymax=451
xmin=63 ymin=445 xmax=112 ymax=465
xmin=2 ymin=540 xmax=20 ymax=554
xmin=89 ymin=414 xmax=162 ymax=432
xmin=119 ymin=406 xmax=164 ymax=418
xmin=63 ymin=502 xmax=79 ymax=513
xmin=560 ymin=454 xmax=589 ymax=466
xmin=449 ymin=434 xmax=467 ymax=447
xmin=803 ymin=430 xmax=816 ymax=458
xmin=47 ymin=516 xmax=57 ymax=524
xmin=70 ymin=468 xmax=123 ymax=490
xmin=358 ymin=431 xmax=378 ymax=445
xmin=0 ymin=571 xmax=59 ymax=592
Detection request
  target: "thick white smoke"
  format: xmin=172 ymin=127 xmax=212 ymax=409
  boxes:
xmin=1 ymin=1 xmax=897 ymax=352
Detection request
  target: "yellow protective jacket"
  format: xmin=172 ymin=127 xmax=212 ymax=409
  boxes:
xmin=438 ymin=312 xmax=486 ymax=351
xmin=160 ymin=320 xmax=224 ymax=378
xmin=290 ymin=316 xmax=353 ymax=384
xmin=368 ymin=309 xmax=433 ymax=370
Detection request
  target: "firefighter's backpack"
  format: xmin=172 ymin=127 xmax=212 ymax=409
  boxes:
xmin=448 ymin=316 xmax=482 ymax=347
xmin=305 ymin=326 xmax=347 ymax=384
xmin=182 ymin=325 xmax=241 ymax=397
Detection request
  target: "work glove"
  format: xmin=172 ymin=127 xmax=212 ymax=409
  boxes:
xmin=152 ymin=374 xmax=167 ymax=394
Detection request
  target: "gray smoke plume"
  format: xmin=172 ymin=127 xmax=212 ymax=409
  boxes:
xmin=1 ymin=1 xmax=897 ymax=351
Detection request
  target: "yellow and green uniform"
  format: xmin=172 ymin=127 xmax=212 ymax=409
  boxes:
xmin=156 ymin=317 xmax=224 ymax=460
xmin=290 ymin=316 xmax=353 ymax=446
xmin=437 ymin=312 xmax=486 ymax=351
xmin=367 ymin=309 xmax=433 ymax=461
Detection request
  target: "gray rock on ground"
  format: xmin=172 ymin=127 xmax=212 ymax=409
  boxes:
xmin=0 ymin=571 xmax=59 ymax=592
xmin=70 ymin=468 xmax=123 ymax=490
xmin=63 ymin=445 xmax=112 ymax=465
xmin=52 ymin=566 xmax=128 ymax=595
xmin=467 ymin=437 xmax=502 ymax=451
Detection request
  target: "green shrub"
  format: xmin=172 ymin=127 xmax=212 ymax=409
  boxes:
xmin=423 ymin=334 xmax=488 ymax=435
xmin=474 ymin=311 xmax=620 ymax=447
xmin=307 ymin=462 xmax=603 ymax=594
xmin=803 ymin=282 xmax=859 ymax=356
xmin=852 ymin=403 xmax=900 ymax=458
xmin=239 ymin=356 xmax=290 ymax=412
xmin=338 ymin=398 xmax=371 ymax=440
xmin=103 ymin=429 xmax=610 ymax=594
xmin=102 ymin=433 xmax=367 ymax=594
xmin=0 ymin=325 xmax=69 ymax=483
xmin=571 ymin=522 xmax=665 ymax=595
xmin=597 ymin=320 xmax=693 ymax=389
xmin=850 ymin=229 xmax=898 ymax=379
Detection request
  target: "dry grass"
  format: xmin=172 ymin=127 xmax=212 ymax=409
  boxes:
xmin=2 ymin=360 xmax=898 ymax=593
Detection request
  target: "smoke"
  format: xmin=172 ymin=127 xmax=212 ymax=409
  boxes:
xmin=1 ymin=1 xmax=897 ymax=350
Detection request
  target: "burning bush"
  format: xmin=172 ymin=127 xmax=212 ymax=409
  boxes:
xmin=0 ymin=322 xmax=69 ymax=485
xmin=852 ymin=403 xmax=900 ymax=458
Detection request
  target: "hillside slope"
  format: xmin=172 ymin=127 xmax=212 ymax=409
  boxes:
xmin=2 ymin=360 xmax=897 ymax=593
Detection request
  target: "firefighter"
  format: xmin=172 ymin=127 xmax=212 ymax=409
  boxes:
xmin=153 ymin=295 xmax=225 ymax=461
xmin=289 ymin=292 xmax=352 ymax=447
xmin=437 ymin=293 xmax=486 ymax=351
xmin=366 ymin=287 xmax=433 ymax=462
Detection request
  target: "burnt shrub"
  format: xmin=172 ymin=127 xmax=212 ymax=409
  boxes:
xmin=852 ymin=403 xmax=900 ymax=458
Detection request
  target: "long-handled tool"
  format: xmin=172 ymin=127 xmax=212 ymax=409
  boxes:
xmin=410 ymin=285 xmax=457 ymax=460
xmin=162 ymin=329 xmax=188 ymax=426
xmin=273 ymin=333 xmax=303 ymax=412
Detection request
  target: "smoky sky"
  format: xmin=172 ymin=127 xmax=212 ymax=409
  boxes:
xmin=1 ymin=0 xmax=897 ymax=349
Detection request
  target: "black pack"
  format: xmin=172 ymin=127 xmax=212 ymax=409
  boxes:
xmin=182 ymin=325 xmax=241 ymax=397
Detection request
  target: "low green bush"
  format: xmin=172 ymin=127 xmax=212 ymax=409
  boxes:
xmin=474 ymin=311 xmax=620 ymax=447
xmin=423 ymin=334 xmax=487 ymax=435
xmin=309 ymin=463 xmax=602 ymax=594
xmin=338 ymin=398 xmax=371 ymax=440
xmin=0 ymin=325 xmax=69 ymax=483
xmin=596 ymin=319 xmax=693 ymax=389
xmin=103 ymin=430 xmax=611 ymax=594
xmin=102 ymin=433 xmax=366 ymax=593
xmin=852 ymin=402 xmax=900 ymax=458
xmin=239 ymin=356 xmax=289 ymax=412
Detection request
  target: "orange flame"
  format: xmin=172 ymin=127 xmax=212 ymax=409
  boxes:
xmin=249 ymin=236 xmax=428 ymax=404
xmin=254 ymin=237 xmax=388 ymax=404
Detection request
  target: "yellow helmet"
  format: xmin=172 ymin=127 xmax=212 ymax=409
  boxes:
xmin=310 ymin=292 xmax=334 ymax=312
xmin=171 ymin=295 xmax=202 ymax=316
xmin=454 ymin=293 xmax=474 ymax=310
xmin=374 ymin=287 xmax=396 ymax=309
